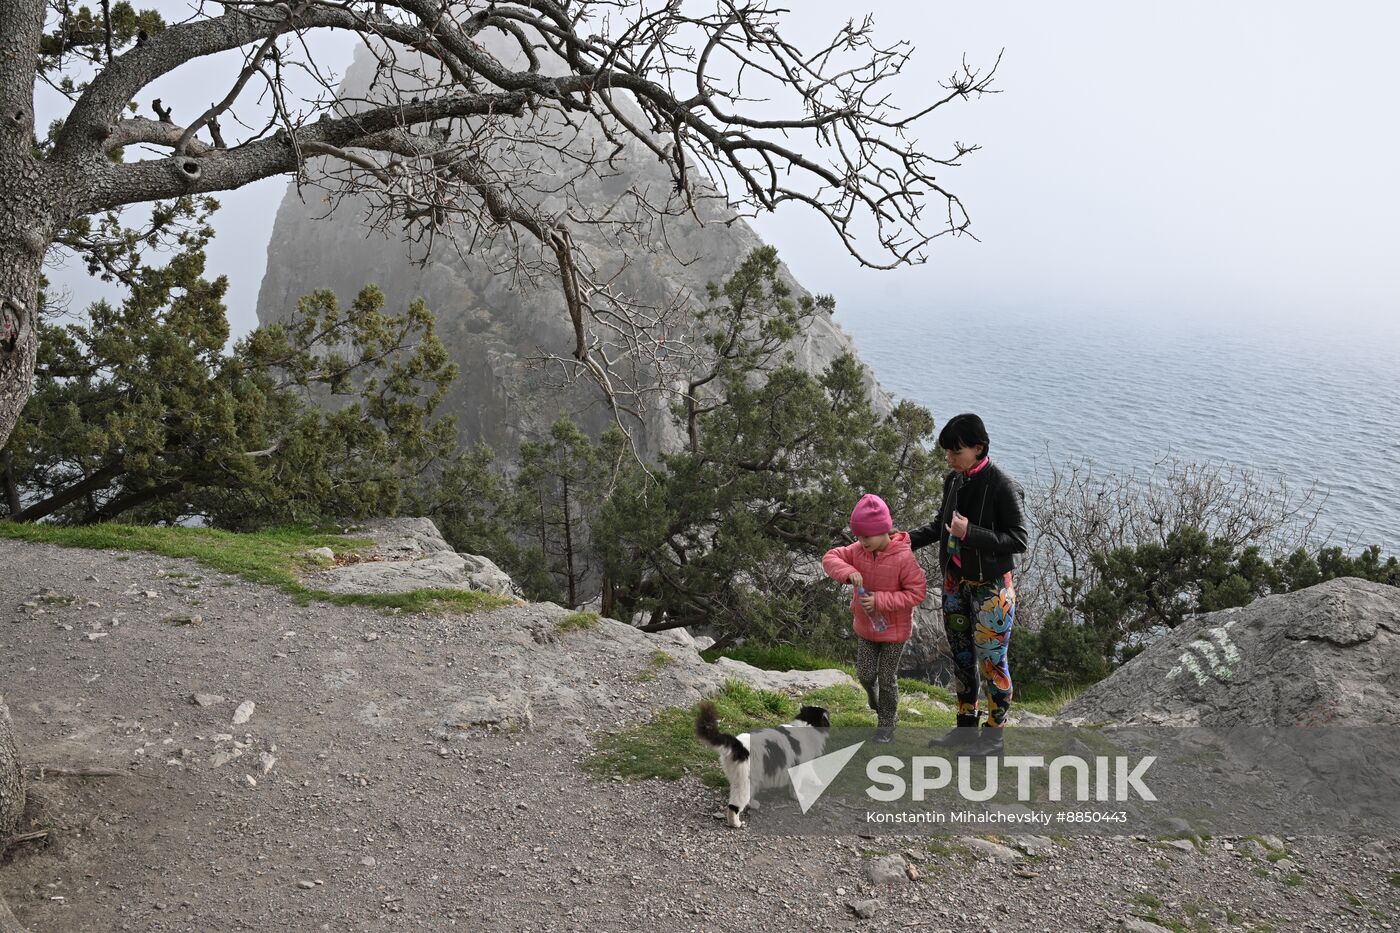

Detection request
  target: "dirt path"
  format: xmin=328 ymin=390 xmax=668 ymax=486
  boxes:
xmin=1 ymin=539 xmax=1396 ymax=932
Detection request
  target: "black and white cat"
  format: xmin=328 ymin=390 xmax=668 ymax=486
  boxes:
xmin=695 ymin=701 xmax=832 ymax=828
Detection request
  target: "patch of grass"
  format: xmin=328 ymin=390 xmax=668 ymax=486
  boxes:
xmin=1389 ymin=871 xmax=1400 ymax=887
xmin=0 ymin=521 xmax=513 ymax=616
xmin=1264 ymin=850 xmax=1289 ymax=863
xmin=1014 ymin=681 xmax=1094 ymax=716
xmin=635 ymin=649 xmax=676 ymax=682
xmin=701 ymin=643 xmax=858 ymax=678
xmin=897 ymin=677 xmax=956 ymax=705
xmin=557 ymin=611 xmax=601 ymax=633
xmin=584 ymin=680 xmax=792 ymax=786
xmin=801 ymin=682 xmax=955 ymax=730
xmin=1344 ymin=893 xmax=1363 ymax=907
xmin=1132 ymin=893 xmax=1164 ymax=910
xmin=1252 ymin=867 xmax=1271 ymax=880
xmin=583 ymin=675 xmax=965 ymax=795
xmin=1281 ymin=873 xmax=1304 ymax=887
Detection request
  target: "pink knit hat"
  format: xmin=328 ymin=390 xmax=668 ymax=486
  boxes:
xmin=850 ymin=493 xmax=893 ymax=537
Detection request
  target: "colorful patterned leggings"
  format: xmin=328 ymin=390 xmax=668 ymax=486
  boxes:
xmin=855 ymin=637 xmax=906 ymax=729
xmin=941 ymin=571 xmax=1016 ymax=727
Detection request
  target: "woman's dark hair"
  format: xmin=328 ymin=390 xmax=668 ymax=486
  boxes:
xmin=938 ymin=413 xmax=990 ymax=457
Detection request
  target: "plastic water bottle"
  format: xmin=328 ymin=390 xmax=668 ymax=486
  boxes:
xmin=858 ymin=586 xmax=888 ymax=633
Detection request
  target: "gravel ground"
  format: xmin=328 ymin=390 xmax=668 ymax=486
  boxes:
xmin=1 ymin=538 xmax=1397 ymax=932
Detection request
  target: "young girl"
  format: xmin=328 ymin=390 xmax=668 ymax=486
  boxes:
xmin=822 ymin=493 xmax=928 ymax=743
xmin=909 ymin=413 xmax=1028 ymax=756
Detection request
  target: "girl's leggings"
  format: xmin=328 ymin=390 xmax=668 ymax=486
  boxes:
xmin=855 ymin=637 xmax=906 ymax=728
xmin=941 ymin=570 xmax=1016 ymax=727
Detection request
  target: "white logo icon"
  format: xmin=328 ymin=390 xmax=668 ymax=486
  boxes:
xmin=788 ymin=741 xmax=866 ymax=813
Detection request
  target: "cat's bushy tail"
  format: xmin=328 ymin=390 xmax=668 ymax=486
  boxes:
xmin=695 ymin=701 xmax=749 ymax=761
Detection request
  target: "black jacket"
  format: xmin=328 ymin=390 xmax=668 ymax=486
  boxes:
xmin=909 ymin=461 xmax=1028 ymax=582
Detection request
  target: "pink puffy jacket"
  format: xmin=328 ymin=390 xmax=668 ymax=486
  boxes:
xmin=821 ymin=531 xmax=928 ymax=643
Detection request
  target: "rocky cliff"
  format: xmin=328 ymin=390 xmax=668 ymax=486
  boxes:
xmin=256 ymin=43 xmax=888 ymax=459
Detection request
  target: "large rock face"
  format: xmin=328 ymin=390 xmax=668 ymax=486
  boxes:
xmin=1059 ymin=577 xmax=1400 ymax=726
xmin=256 ymin=44 xmax=887 ymax=459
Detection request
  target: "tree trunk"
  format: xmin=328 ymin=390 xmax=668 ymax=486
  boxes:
xmin=0 ymin=891 xmax=30 ymax=933
xmin=0 ymin=696 xmax=22 ymax=837
xmin=0 ymin=253 xmax=41 ymax=454
xmin=2 ymin=451 xmax=19 ymax=516
xmin=600 ymin=569 xmax=615 ymax=621
xmin=562 ymin=474 xmax=576 ymax=608
xmin=1 ymin=123 xmax=61 ymax=902
xmin=0 ymin=163 xmax=52 ymax=453
xmin=11 ymin=462 xmax=123 ymax=522
xmin=0 ymin=201 xmax=46 ymax=861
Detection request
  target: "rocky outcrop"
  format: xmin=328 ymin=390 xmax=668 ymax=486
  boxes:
xmin=303 ymin=518 xmax=855 ymax=724
xmin=256 ymin=43 xmax=888 ymax=460
xmin=1059 ymin=577 xmax=1400 ymax=726
xmin=306 ymin=517 xmax=520 ymax=597
xmin=524 ymin=609 xmax=856 ymax=732
xmin=899 ymin=598 xmax=957 ymax=686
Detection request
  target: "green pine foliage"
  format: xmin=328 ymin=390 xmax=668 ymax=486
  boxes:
xmin=593 ymin=252 xmax=943 ymax=651
xmin=5 ymin=206 xmax=458 ymax=528
xmin=39 ymin=1 xmax=165 ymax=76
xmin=514 ymin=417 xmax=623 ymax=607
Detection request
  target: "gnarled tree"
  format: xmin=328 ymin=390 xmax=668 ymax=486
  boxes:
xmin=0 ymin=0 xmax=995 ymax=835
xmin=3 ymin=0 xmax=996 ymax=447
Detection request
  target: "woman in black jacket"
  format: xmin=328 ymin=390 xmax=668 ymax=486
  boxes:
xmin=909 ymin=413 xmax=1028 ymax=756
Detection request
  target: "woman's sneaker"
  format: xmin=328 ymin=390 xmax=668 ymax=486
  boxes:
xmin=874 ymin=726 xmax=896 ymax=744
xmin=967 ymin=726 xmax=1005 ymax=757
xmin=927 ymin=713 xmax=981 ymax=748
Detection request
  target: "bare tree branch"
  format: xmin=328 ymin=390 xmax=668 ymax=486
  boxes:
xmin=8 ymin=0 xmax=997 ymax=460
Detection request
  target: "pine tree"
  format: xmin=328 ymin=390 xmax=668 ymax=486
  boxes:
xmin=597 ymin=250 xmax=943 ymax=649
xmin=4 ymin=209 xmax=458 ymax=526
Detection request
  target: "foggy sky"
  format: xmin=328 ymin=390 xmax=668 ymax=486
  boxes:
xmin=44 ymin=2 xmax=1400 ymax=337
